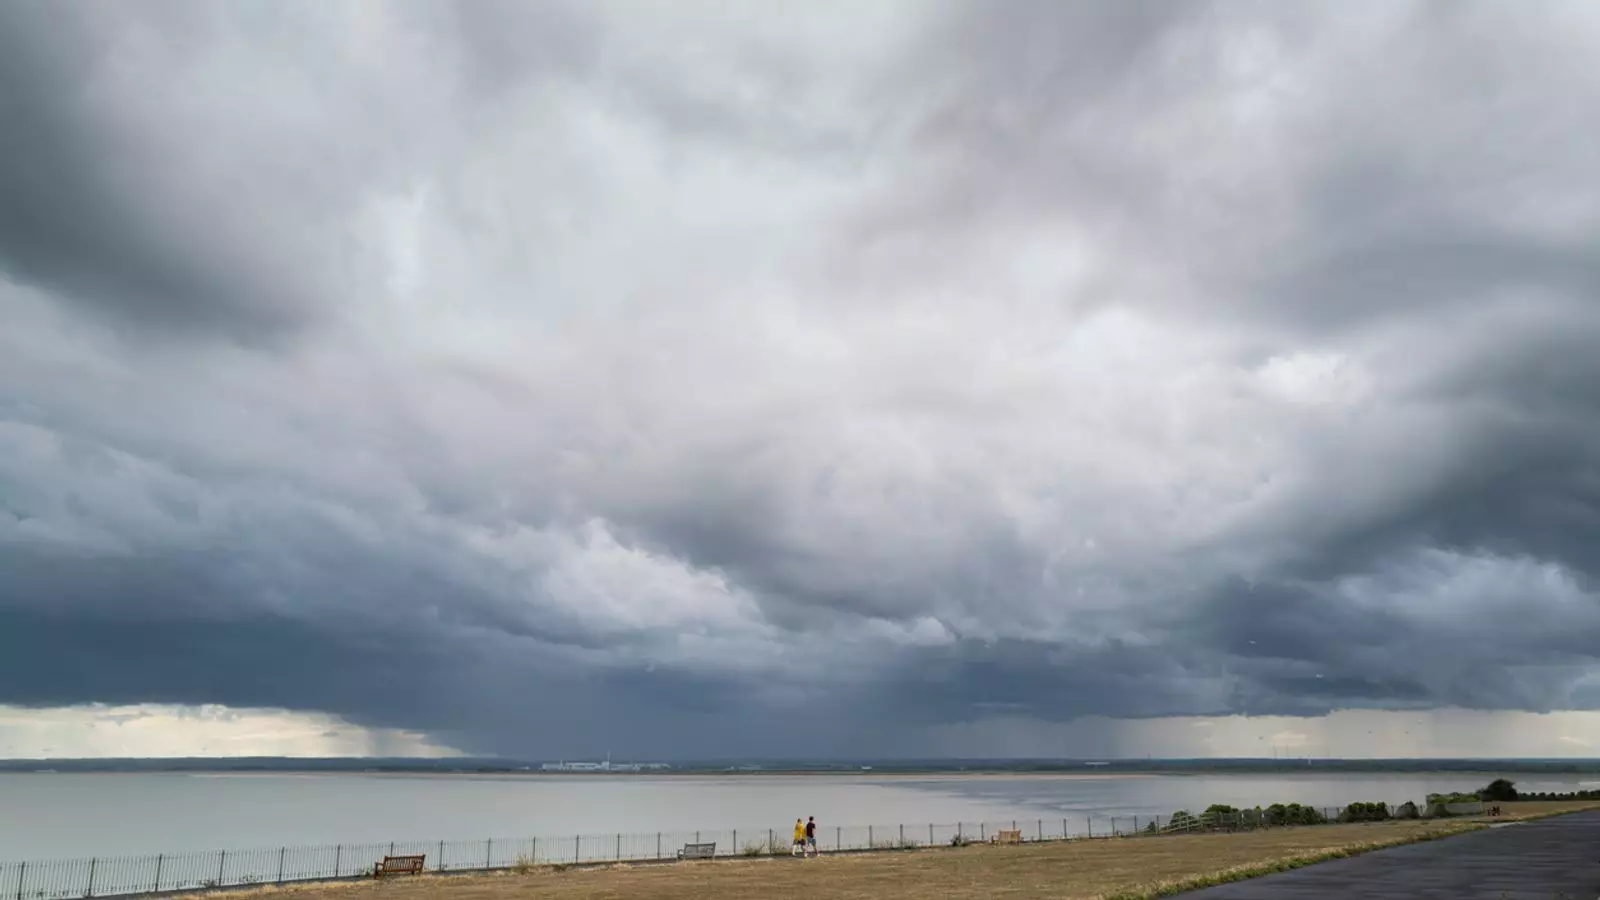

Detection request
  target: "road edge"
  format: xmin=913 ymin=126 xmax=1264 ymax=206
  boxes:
xmin=1096 ymin=822 xmax=1488 ymax=900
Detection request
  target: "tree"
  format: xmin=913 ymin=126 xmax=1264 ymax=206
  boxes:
xmin=1480 ymin=778 xmax=1519 ymax=802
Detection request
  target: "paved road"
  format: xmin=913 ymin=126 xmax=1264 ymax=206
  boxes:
xmin=1180 ymin=812 xmax=1600 ymax=899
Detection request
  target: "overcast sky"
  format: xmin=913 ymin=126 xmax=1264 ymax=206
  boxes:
xmin=4 ymin=0 xmax=1600 ymax=760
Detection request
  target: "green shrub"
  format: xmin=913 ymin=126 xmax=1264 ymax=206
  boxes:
xmin=1338 ymin=802 xmax=1390 ymax=823
xmin=1166 ymin=810 xmax=1199 ymax=832
xmin=1199 ymin=804 xmax=1240 ymax=830
xmin=1263 ymin=803 xmax=1326 ymax=825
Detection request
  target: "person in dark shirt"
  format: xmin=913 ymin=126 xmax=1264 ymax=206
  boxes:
xmin=804 ymin=816 xmax=817 ymax=857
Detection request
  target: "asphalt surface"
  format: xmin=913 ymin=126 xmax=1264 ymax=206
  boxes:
xmin=1179 ymin=812 xmax=1600 ymax=900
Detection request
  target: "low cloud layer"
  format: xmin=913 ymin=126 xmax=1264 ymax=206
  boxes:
xmin=4 ymin=0 xmax=1600 ymax=758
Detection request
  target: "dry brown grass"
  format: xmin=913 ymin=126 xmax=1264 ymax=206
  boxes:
xmin=1471 ymin=799 xmax=1600 ymax=820
xmin=227 ymin=819 xmax=1483 ymax=900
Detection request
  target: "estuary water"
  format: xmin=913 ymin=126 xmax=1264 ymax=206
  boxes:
xmin=1 ymin=770 xmax=1590 ymax=861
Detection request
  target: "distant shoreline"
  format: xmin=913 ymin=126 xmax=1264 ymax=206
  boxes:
xmin=4 ymin=765 xmax=1592 ymax=778
xmin=6 ymin=756 xmax=1600 ymax=777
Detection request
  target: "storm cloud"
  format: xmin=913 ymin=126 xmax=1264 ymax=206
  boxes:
xmin=4 ymin=0 xmax=1600 ymax=758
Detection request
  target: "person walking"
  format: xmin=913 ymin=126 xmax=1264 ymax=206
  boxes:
xmin=792 ymin=818 xmax=806 ymax=856
xmin=804 ymin=816 xmax=818 ymax=858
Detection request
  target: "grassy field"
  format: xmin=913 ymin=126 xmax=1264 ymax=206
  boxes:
xmin=1471 ymin=799 xmax=1600 ymax=820
xmin=232 ymin=820 xmax=1498 ymax=900
xmin=217 ymin=801 xmax=1600 ymax=900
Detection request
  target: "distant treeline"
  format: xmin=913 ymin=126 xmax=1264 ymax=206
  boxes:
xmin=1517 ymin=789 xmax=1600 ymax=800
xmin=1151 ymin=779 xmax=1560 ymax=833
xmin=1150 ymin=800 xmax=1413 ymax=833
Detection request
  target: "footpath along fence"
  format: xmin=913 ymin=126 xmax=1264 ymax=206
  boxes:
xmin=0 ymin=805 xmax=1411 ymax=900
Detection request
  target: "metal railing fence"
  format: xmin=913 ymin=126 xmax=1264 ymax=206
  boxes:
xmin=0 ymin=803 xmax=1409 ymax=899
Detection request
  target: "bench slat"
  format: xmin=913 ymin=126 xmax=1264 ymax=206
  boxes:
xmin=375 ymin=855 xmax=427 ymax=878
xmin=675 ymin=842 xmax=717 ymax=860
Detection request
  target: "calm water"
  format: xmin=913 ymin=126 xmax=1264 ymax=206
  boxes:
xmin=1 ymin=771 xmax=1592 ymax=861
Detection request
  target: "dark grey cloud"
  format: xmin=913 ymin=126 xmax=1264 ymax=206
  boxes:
xmin=3 ymin=0 xmax=1600 ymax=758
xmin=0 ymin=2 xmax=305 ymax=336
xmin=0 ymin=0 xmax=599 ymax=341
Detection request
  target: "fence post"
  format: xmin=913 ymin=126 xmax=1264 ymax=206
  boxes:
xmin=899 ymin=824 xmax=904 ymax=846
xmin=86 ymin=858 xmax=96 ymax=898
xmin=835 ymin=826 xmax=840 ymax=850
xmin=218 ymin=849 xmax=227 ymax=885
xmin=1134 ymin=815 xmax=1139 ymax=834
xmin=532 ymin=837 xmax=538 ymax=864
xmin=615 ymin=833 xmax=620 ymax=860
xmin=657 ymin=833 xmax=662 ymax=860
xmin=439 ymin=840 xmax=446 ymax=872
xmin=153 ymin=854 xmax=164 ymax=893
xmin=277 ymin=848 xmax=285 ymax=884
xmin=389 ymin=842 xmax=394 ymax=857
xmin=487 ymin=838 xmax=493 ymax=870
xmin=957 ymin=821 xmax=962 ymax=842
xmin=979 ymin=823 xmax=985 ymax=842
xmin=732 ymin=830 xmax=737 ymax=857
xmin=768 ymin=829 xmax=774 ymax=854
xmin=929 ymin=824 xmax=934 ymax=845
xmin=1087 ymin=817 xmax=1092 ymax=838
xmin=869 ymin=825 xmax=873 ymax=847
xmin=1111 ymin=817 xmax=1117 ymax=837
xmin=1037 ymin=819 xmax=1042 ymax=841
xmin=1063 ymin=818 xmax=1068 ymax=840
xmin=15 ymin=861 xmax=23 ymax=900
xmin=333 ymin=845 xmax=341 ymax=879
xmin=573 ymin=835 xmax=579 ymax=863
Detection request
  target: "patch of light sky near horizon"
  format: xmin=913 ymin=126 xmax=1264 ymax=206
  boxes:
xmin=0 ymin=705 xmax=462 ymax=759
xmin=5 ymin=705 xmax=1600 ymax=761
xmin=1121 ymin=709 xmax=1600 ymax=759
xmin=928 ymin=709 xmax=1600 ymax=760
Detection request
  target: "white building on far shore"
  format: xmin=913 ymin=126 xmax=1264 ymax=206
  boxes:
xmin=539 ymin=755 xmax=669 ymax=772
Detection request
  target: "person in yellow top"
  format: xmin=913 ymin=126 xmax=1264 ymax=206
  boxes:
xmin=792 ymin=818 xmax=806 ymax=856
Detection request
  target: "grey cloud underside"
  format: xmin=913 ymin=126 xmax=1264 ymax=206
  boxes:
xmin=0 ymin=4 xmax=307 ymax=338
xmin=4 ymin=0 xmax=1600 ymax=757
xmin=0 ymin=0 xmax=599 ymax=341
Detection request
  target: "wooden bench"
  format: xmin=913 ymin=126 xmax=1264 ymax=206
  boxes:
xmin=994 ymin=829 xmax=1022 ymax=845
xmin=374 ymin=855 xmax=426 ymax=878
xmin=676 ymin=842 xmax=717 ymax=860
